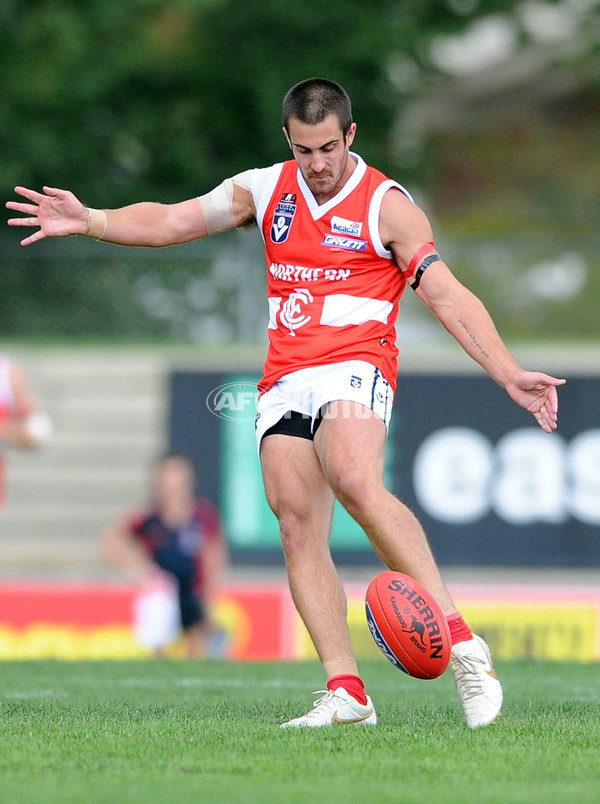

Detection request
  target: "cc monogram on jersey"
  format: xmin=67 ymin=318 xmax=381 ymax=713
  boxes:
xmin=253 ymin=153 xmax=415 ymax=394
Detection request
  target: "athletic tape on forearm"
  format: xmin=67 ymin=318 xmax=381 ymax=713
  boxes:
xmin=86 ymin=208 xmax=108 ymax=240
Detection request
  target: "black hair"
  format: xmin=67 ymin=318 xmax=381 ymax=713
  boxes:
xmin=282 ymin=78 xmax=353 ymax=137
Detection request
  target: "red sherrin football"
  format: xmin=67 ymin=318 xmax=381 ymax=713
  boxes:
xmin=365 ymin=571 xmax=451 ymax=679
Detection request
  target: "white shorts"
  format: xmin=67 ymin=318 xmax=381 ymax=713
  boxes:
xmin=255 ymin=360 xmax=393 ymax=449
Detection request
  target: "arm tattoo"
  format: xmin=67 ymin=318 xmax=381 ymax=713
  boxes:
xmin=457 ymin=319 xmax=490 ymax=360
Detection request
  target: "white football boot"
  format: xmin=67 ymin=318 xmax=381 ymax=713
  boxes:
xmin=450 ymin=634 xmax=503 ymax=728
xmin=280 ymin=686 xmax=377 ymax=728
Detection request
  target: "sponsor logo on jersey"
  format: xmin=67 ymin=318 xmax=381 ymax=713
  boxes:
xmin=331 ymin=215 xmax=363 ymax=236
xmin=321 ymin=233 xmax=368 ymax=252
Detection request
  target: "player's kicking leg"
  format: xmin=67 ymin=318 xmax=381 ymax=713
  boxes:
xmin=314 ymin=403 xmax=502 ymax=729
xmin=450 ymin=634 xmax=503 ymax=728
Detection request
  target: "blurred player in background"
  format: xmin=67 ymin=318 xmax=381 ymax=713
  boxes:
xmin=101 ymin=452 xmax=228 ymax=658
xmin=0 ymin=353 xmax=52 ymax=514
xmin=7 ymin=78 xmax=565 ymax=727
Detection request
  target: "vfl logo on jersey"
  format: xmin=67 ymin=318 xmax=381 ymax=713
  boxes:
xmin=279 ymin=288 xmax=313 ymax=336
xmin=321 ymin=233 xmax=368 ymax=252
xmin=271 ymin=194 xmax=297 ymax=243
xmin=331 ymin=216 xmax=362 ymax=237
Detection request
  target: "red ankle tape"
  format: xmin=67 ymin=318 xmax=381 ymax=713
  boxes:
xmin=446 ymin=612 xmax=474 ymax=646
xmin=327 ymin=674 xmax=367 ymax=706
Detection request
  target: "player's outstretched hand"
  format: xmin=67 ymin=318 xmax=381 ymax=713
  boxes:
xmin=6 ymin=186 xmax=88 ymax=246
xmin=505 ymin=371 xmax=566 ymax=433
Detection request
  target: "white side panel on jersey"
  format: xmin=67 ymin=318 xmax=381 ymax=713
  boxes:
xmin=251 ymin=163 xmax=286 ymax=240
xmin=368 ymin=180 xmax=415 ymax=260
xmin=231 ymin=169 xmax=254 ymax=192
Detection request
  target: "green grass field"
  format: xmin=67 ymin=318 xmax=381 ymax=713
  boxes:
xmin=0 ymin=658 xmax=598 ymax=804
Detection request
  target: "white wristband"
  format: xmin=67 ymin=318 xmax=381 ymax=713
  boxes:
xmin=86 ymin=208 xmax=108 ymax=240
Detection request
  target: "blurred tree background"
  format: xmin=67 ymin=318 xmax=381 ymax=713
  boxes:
xmin=1 ymin=0 xmax=599 ymax=342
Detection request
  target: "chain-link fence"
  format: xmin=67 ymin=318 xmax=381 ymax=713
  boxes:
xmin=0 ymin=228 xmax=268 ymax=342
xmin=1 ymin=229 xmax=599 ymax=343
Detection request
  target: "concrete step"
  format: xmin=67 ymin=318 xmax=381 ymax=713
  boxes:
xmin=0 ymin=537 xmax=104 ymax=572
xmin=0 ymin=348 xmax=167 ymax=577
xmin=9 ymin=437 xmax=161 ymax=473
xmin=39 ymin=398 xmax=164 ymax=441
xmin=4 ymin=471 xmax=147 ymax=507
xmin=2 ymin=502 xmax=130 ymax=531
